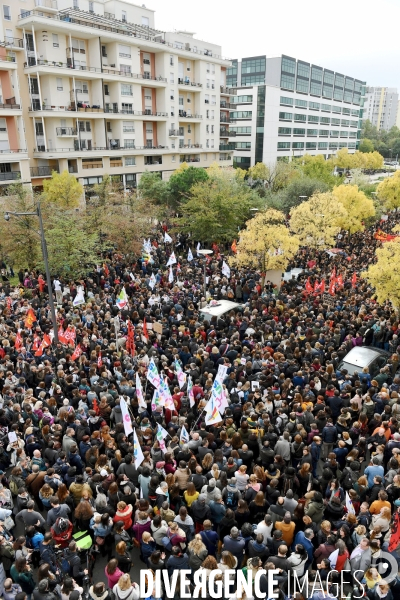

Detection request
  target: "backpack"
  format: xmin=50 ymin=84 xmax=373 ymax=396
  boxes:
xmin=225 ymin=490 xmax=238 ymax=510
xmin=61 ymin=553 xmax=72 ymax=575
xmin=9 ymin=478 xmax=18 ymax=496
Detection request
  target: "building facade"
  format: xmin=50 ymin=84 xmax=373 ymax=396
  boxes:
xmin=363 ymin=87 xmax=398 ymax=131
xmin=0 ymin=0 xmax=232 ymax=194
xmin=227 ymin=55 xmax=366 ymax=168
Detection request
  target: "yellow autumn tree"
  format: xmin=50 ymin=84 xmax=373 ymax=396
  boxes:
xmin=289 ymin=192 xmax=347 ymax=248
xmin=376 ymin=170 xmax=400 ymax=210
xmin=248 ymin=162 xmax=270 ymax=182
xmin=334 ymin=149 xmax=383 ymax=171
xmin=230 ymin=209 xmax=300 ymax=272
xmin=332 ymin=184 xmax=375 ymax=233
xmin=362 ymin=241 xmax=400 ymax=309
xmin=335 ymin=148 xmax=356 ymax=170
xmin=42 ymin=170 xmax=83 ymax=209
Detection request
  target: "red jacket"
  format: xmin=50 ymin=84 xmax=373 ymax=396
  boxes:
xmin=113 ymin=504 xmax=133 ymax=530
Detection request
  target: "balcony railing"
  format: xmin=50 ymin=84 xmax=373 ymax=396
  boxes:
xmin=177 ymin=78 xmax=202 ymax=88
xmin=30 ymin=166 xmax=60 ymax=176
xmin=178 ymin=112 xmax=202 ymax=119
xmin=220 ymin=86 xmax=231 ymax=94
xmin=0 ymin=38 xmax=23 ymax=49
xmin=0 ymin=171 xmax=20 ymax=181
xmin=34 ymin=145 xmax=170 ymax=152
xmin=56 ymin=127 xmax=78 ymax=136
xmin=219 ymin=156 xmax=232 ymax=161
xmin=220 ymin=102 xmax=233 ymax=109
xmin=220 ymin=129 xmax=236 ymax=137
xmin=0 ymin=100 xmax=20 ymax=109
xmin=24 ymin=60 xmax=167 ymax=82
xmin=29 ymin=105 xmax=103 ymax=112
xmin=0 ymin=56 xmax=16 ymax=63
xmin=180 ymin=157 xmax=200 ymax=163
xmin=82 ymin=162 xmax=103 ymax=169
xmin=178 ymin=144 xmax=202 ymax=149
xmin=17 ymin=9 xmax=231 ymax=61
xmin=0 ymin=149 xmax=27 ymax=154
xmin=220 ymin=116 xmax=230 ymax=123
xmin=169 ymin=129 xmax=184 ymax=136
xmin=104 ymin=107 xmax=167 ymax=116
xmin=219 ymin=143 xmax=235 ymax=151
xmin=34 ymin=0 xmax=58 ymax=8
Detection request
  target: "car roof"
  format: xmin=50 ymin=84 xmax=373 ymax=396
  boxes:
xmin=342 ymin=346 xmax=390 ymax=367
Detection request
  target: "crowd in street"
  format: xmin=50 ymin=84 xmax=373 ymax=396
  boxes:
xmin=0 ymin=212 xmax=400 ymax=600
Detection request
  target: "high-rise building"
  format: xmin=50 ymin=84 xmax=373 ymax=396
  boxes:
xmin=227 ymin=55 xmax=366 ymax=168
xmin=0 ymin=0 xmax=232 ymax=194
xmin=363 ymin=87 xmax=398 ymax=131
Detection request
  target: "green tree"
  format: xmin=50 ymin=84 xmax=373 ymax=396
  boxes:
xmin=137 ymin=171 xmax=170 ymax=207
xmin=174 ymin=168 xmax=261 ymax=243
xmin=280 ymin=177 xmax=329 ymax=213
xmin=230 ymin=209 xmax=299 ymax=272
xmin=44 ymin=209 xmax=98 ymax=278
xmin=359 ymin=138 xmax=375 ymax=153
xmin=42 ymin=170 xmax=83 ymax=209
xmin=0 ymin=182 xmax=40 ymax=270
xmin=289 ymin=192 xmax=347 ymax=248
xmin=168 ymin=164 xmax=209 ymax=205
xmin=294 ymin=155 xmax=337 ymax=186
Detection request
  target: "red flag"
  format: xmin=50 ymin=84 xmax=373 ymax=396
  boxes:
xmin=34 ymin=343 xmax=44 ymax=357
xmin=212 ymin=243 xmax=219 ymax=254
xmin=6 ymin=297 xmax=11 ymax=310
xmin=313 ymin=281 xmax=319 ymax=294
xmin=32 ymin=336 xmax=41 ymax=352
xmin=328 ymin=279 xmax=336 ymax=296
xmin=15 ymin=331 xmax=22 ymax=351
xmin=177 ymin=263 xmax=181 ymax=273
xmin=231 ymin=240 xmax=237 ymax=253
xmin=336 ymin=274 xmax=344 ymax=287
xmin=142 ymin=318 xmax=148 ymax=341
xmin=127 ymin=321 xmax=135 ymax=357
xmin=71 ymin=345 xmax=83 ymax=361
xmin=330 ymin=267 xmax=336 ymax=283
xmin=64 ymin=326 xmax=76 ymax=347
xmin=58 ymin=330 xmax=68 ymax=345
xmin=305 ymin=277 xmax=313 ymax=294
xmin=319 ymin=279 xmax=325 ymax=294
xmin=351 ymin=272 xmax=357 ymax=289
xmin=25 ymin=308 xmax=35 ymax=330
xmin=97 ymin=352 xmax=102 ymax=369
xmin=103 ymin=263 xmax=110 ymax=277
xmin=42 ymin=334 xmax=51 ymax=348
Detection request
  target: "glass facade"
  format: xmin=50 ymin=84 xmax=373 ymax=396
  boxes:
xmin=241 ymin=56 xmax=266 ymax=86
xmin=255 ymin=85 xmax=265 ymax=164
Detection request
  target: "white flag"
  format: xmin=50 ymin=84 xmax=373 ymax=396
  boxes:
xmin=135 ymin=373 xmax=147 ymax=410
xmin=216 ymin=364 xmax=228 ymax=383
xmin=167 ymin=252 xmax=177 ymax=266
xmin=180 ymin=425 xmax=190 ymax=446
xmin=345 ymin=491 xmax=355 ymax=515
xmin=222 ymin=261 xmax=231 ymax=278
xmin=204 ymin=397 xmax=222 ymax=425
xmin=164 ymin=232 xmax=172 ymax=243
xmin=133 ymin=428 xmax=144 ymax=469
xmin=157 ymin=423 xmax=169 ymax=440
xmin=120 ymin=397 xmax=133 ymax=436
xmin=197 ymin=242 xmax=201 ymax=252
xmin=169 ymin=266 xmax=174 ymax=283
xmin=149 ymin=274 xmax=156 ymax=290
xmin=187 ymin=248 xmax=193 ymax=262
xmin=73 ymin=285 xmax=85 ymax=307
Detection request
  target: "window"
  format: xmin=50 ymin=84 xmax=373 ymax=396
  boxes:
xmin=89 ymin=1 xmax=94 ymax=11
xmin=292 ymin=142 xmax=304 ymax=149
xmin=308 ymin=115 xmax=319 ymax=123
xmin=102 ymin=45 xmax=107 ymax=58
xmin=279 ymin=112 xmax=292 ymax=121
xmin=211 ymin=125 xmax=214 ymax=134
xmin=311 ymin=66 xmax=323 ymax=82
xmin=85 ymin=121 xmax=91 ymax=132
xmin=211 ymin=110 xmax=214 ymax=120
xmin=73 ymin=0 xmax=79 ymax=8
xmin=125 ymin=157 xmax=136 ymax=166
xmin=120 ymin=64 xmax=131 ymax=74
xmin=320 ymin=117 xmax=330 ymax=125
xmin=170 ymin=55 xmax=174 ymax=66
xmin=330 ymin=131 xmax=339 ymax=137
xmin=306 ymin=142 xmax=317 ymax=150
xmin=332 ymin=106 xmax=341 ymax=115
xmin=52 ymin=34 xmax=59 ymax=47
xmin=104 ymin=85 xmax=109 ymax=96
xmin=211 ymin=95 xmax=216 ymax=105
xmin=230 ymin=111 xmax=252 ymax=119
xmin=230 ymin=126 xmax=251 ymax=135
xmin=56 ymin=78 xmax=63 ymax=91
xmin=0 ymin=119 xmax=6 ymax=132
xmin=341 ymin=119 xmax=350 ymax=127
xmin=297 ymin=62 xmax=310 ymax=79
xmin=321 ymin=104 xmax=331 ymax=112
xmin=331 ymin=118 xmax=340 ymax=125
xmin=121 ymin=84 xmax=133 ymax=96
xmin=278 ymin=127 xmax=292 ymax=135
xmin=340 ymin=131 xmax=349 ymax=137
xmin=282 ymin=57 xmax=296 ymax=74
xmin=236 ymin=142 xmax=251 ymax=149
xmin=121 ymin=103 xmax=133 ymax=113
xmin=309 ymin=102 xmax=320 ymax=110
xmin=342 ymin=108 xmax=351 ymax=115
xmin=294 ymin=114 xmax=306 ymax=122
xmin=3 ymin=6 xmax=10 ymax=20
xmin=307 ymin=129 xmax=318 ymax=136
xmin=295 ymin=99 xmax=307 ymax=108
xmin=322 ymin=86 xmax=333 ymax=99
xmin=280 ymin=96 xmax=294 ymax=106
xmin=281 ymin=74 xmax=295 ymax=91
xmin=296 ymin=79 xmax=309 ymax=94
xmin=318 ymin=142 xmax=328 ymax=149
xmin=310 ymin=83 xmax=322 ymax=96
xmin=119 ymin=45 xmax=131 ymax=58
xmin=242 ymin=57 xmax=266 ymax=73
xmin=170 ymin=73 xmax=174 ymax=84
xmin=121 ymin=10 xmax=127 ymax=22
xmin=293 ymin=128 xmax=305 ymax=136
xmin=277 ymin=142 xmax=290 ymax=150
xmin=319 ymin=130 xmax=329 ymax=136
xmin=124 ymin=139 xmax=135 ymax=148
xmin=142 ymin=16 xmax=149 ymax=26
xmin=123 ymin=121 xmax=134 ymax=132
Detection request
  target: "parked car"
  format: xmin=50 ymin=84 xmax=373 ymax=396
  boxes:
xmin=337 ymin=346 xmax=390 ymax=377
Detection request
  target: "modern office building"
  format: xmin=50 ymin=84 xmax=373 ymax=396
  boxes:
xmin=363 ymin=87 xmax=398 ymax=131
xmin=0 ymin=0 xmax=233 ymax=194
xmin=227 ymin=55 xmax=366 ymax=168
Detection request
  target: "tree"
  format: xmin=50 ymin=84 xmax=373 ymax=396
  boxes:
xmin=280 ymin=177 xmax=330 ymax=213
xmin=362 ymin=241 xmax=400 ymax=309
xmin=174 ymin=168 xmax=261 ymax=243
xmin=44 ymin=209 xmax=98 ymax=279
xmin=289 ymin=192 xmax=347 ymax=249
xmin=230 ymin=209 xmax=299 ymax=272
xmin=364 ymin=151 xmax=384 ymax=170
xmin=294 ymin=155 xmax=336 ymax=186
xmin=247 ymin=161 xmax=298 ymax=192
xmin=248 ymin=162 xmax=270 ymax=183
xmin=376 ymin=170 xmax=400 ymax=209
xmin=0 ymin=182 xmax=41 ymax=270
xmin=335 ymin=148 xmax=356 ymax=170
xmin=331 ymin=184 xmax=375 ymax=233
xmin=42 ymin=170 xmax=83 ymax=209
xmin=359 ymin=139 xmax=375 ymax=153
xmin=168 ymin=164 xmax=208 ymax=206
xmin=137 ymin=172 xmax=170 ymax=207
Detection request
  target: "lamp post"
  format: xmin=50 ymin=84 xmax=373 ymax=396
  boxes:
xmin=5 ymin=202 xmax=59 ymax=344
xmin=197 ymin=248 xmax=213 ymax=302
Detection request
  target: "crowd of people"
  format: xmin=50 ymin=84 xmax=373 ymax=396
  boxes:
xmin=0 ymin=212 xmax=400 ymax=600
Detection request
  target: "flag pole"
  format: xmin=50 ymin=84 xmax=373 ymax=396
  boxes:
xmin=189 ymin=408 xmax=206 ymax=435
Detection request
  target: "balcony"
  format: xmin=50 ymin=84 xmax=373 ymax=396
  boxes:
xmin=0 ymin=171 xmax=20 ymax=181
xmin=169 ymin=129 xmax=184 ymax=137
xmin=220 ymin=116 xmax=230 ymax=123
xmin=219 ymin=156 xmax=232 ymax=161
xmin=219 ymin=143 xmax=235 ymax=151
xmin=220 ymin=102 xmax=233 ymax=109
xmin=104 ymin=107 xmax=167 ymax=117
xmin=0 ymin=98 xmax=20 ymax=110
xmin=34 ymin=0 xmax=58 ymax=10
xmin=29 ymin=104 xmax=103 ymax=113
xmin=0 ymin=56 xmax=16 ymax=64
xmin=24 ymin=60 xmax=167 ymax=83
xmin=178 ymin=78 xmax=202 ymax=88
xmin=180 ymin=157 xmax=200 ymax=163
xmin=220 ymin=86 xmax=231 ymax=95
xmin=30 ymin=166 xmax=60 ymax=177
xmin=178 ymin=144 xmax=202 ymax=150
xmin=0 ymin=149 xmax=27 ymax=154
xmin=82 ymin=162 xmax=103 ymax=169
xmin=220 ymin=129 xmax=236 ymax=137
xmin=34 ymin=145 xmax=169 ymax=154
xmin=0 ymin=38 xmax=23 ymax=49
xmin=56 ymin=127 xmax=78 ymax=136
xmin=178 ymin=111 xmax=202 ymax=119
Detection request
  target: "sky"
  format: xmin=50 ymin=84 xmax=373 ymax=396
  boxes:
xmin=143 ymin=0 xmax=400 ymax=89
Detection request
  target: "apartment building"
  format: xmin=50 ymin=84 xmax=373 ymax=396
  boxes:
xmin=363 ymin=86 xmax=398 ymax=131
xmin=0 ymin=0 xmax=233 ymax=194
xmin=226 ymin=55 xmax=366 ymax=168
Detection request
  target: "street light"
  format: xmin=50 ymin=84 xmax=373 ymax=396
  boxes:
xmin=197 ymin=249 xmax=213 ymax=302
xmin=4 ymin=202 xmax=59 ymax=344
